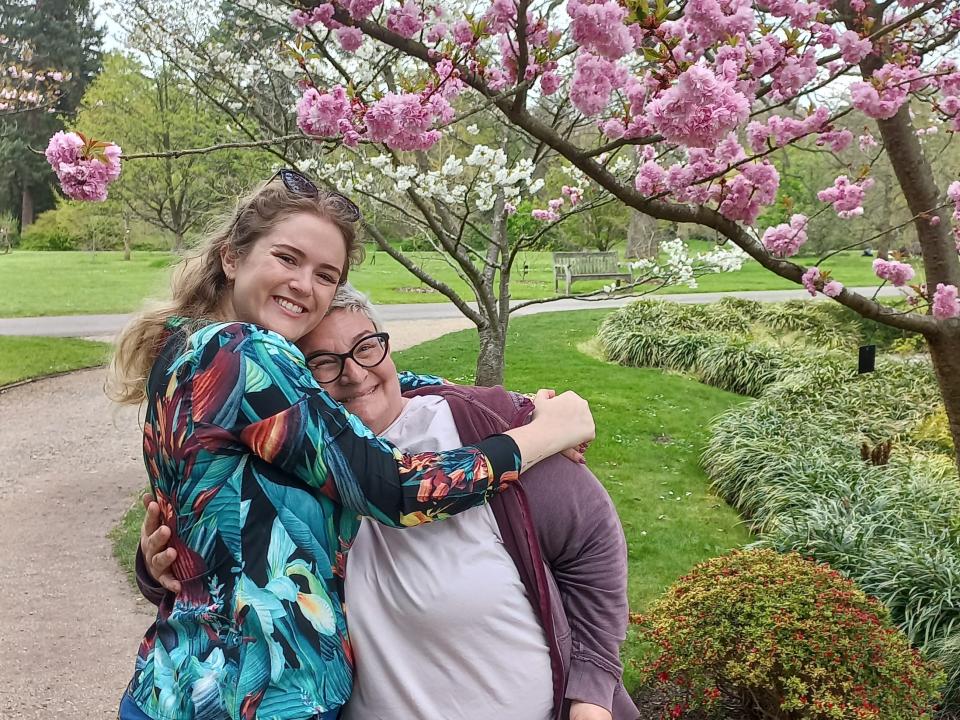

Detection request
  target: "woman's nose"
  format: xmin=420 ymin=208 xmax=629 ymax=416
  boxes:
xmin=287 ymin=267 xmax=312 ymax=295
xmin=339 ymin=357 xmax=367 ymax=384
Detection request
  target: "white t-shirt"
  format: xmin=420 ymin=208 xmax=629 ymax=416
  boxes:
xmin=342 ymin=394 xmax=554 ymax=720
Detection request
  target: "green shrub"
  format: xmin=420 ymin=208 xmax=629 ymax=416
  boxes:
xmin=637 ymin=549 xmax=944 ymax=720
xmin=20 ymin=210 xmax=80 ymax=250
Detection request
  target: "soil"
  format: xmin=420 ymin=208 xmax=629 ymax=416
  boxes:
xmin=0 ymin=317 xmax=471 ymax=720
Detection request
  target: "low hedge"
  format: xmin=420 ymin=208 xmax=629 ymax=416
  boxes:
xmin=599 ymin=299 xmax=959 ymax=709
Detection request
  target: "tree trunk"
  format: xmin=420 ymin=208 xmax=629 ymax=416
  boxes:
xmin=123 ymin=215 xmax=132 ymax=261
xmin=475 ymin=324 xmax=507 ymax=387
xmin=927 ymin=331 xmax=960 ymax=474
xmin=173 ymin=230 xmax=185 ymax=253
xmin=626 ymin=210 xmax=657 ymax=259
xmin=20 ymin=187 xmax=34 ymax=228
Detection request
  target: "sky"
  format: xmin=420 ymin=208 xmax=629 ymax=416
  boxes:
xmin=91 ymin=0 xmax=126 ymax=52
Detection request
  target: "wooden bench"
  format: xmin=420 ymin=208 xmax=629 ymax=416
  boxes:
xmin=553 ymin=251 xmax=631 ymax=295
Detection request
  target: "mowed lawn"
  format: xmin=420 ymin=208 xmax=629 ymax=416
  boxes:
xmin=112 ymin=309 xmax=751 ymax=691
xmin=0 ymin=336 xmax=111 ymax=386
xmin=1 ymin=246 xmax=893 ymax=317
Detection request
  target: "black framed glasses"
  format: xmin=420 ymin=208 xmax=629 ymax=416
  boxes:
xmin=305 ymin=332 xmax=390 ymax=383
xmin=270 ymin=168 xmax=362 ymax=222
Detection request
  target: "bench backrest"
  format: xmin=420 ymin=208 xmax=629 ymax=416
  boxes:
xmin=552 ymin=251 xmax=621 ymax=275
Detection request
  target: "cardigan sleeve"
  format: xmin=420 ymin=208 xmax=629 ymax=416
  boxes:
xmin=520 ymin=454 xmax=632 ymax=714
xmin=187 ymin=323 xmax=520 ymax=528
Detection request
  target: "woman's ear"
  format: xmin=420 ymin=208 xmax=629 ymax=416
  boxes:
xmin=220 ymin=245 xmax=238 ymax=281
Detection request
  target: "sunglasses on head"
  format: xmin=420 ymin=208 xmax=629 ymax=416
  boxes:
xmin=270 ymin=168 xmax=362 ymax=222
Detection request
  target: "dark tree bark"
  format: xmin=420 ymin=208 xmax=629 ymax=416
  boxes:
xmin=20 ymin=187 xmax=34 ymax=228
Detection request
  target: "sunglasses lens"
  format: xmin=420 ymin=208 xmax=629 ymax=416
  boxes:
xmin=280 ymin=169 xmax=318 ymax=197
xmin=327 ymin=192 xmax=361 ymax=222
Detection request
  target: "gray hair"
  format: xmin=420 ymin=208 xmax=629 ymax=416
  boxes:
xmin=327 ymin=283 xmax=385 ymax=332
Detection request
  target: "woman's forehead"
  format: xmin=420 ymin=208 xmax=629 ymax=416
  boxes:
xmin=299 ymin=309 xmax=376 ymax=353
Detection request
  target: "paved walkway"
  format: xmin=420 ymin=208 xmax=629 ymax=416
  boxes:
xmin=0 ymin=287 xmax=899 ymax=340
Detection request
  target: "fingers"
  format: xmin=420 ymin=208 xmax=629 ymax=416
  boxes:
xmin=533 ymin=388 xmax=556 ymax=403
xmin=560 ymin=447 xmax=586 ymax=464
xmin=153 ymin=549 xmax=181 ymax=594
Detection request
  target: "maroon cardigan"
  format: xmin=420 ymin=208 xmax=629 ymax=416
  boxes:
xmin=136 ymin=384 xmax=639 ymax=720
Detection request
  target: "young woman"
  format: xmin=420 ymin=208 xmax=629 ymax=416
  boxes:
xmin=140 ymin=285 xmax=640 ymax=720
xmin=111 ymin=169 xmax=595 ymax=720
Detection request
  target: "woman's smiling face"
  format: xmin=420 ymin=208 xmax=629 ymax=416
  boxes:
xmin=298 ymin=308 xmax=405 ymax=435
xmin=221 ymin=211 xmax=347 ymax=342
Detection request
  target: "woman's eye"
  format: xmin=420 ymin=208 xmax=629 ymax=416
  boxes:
xmin=315 ymin=272 xmax=336 ymax=284
xmin=312 ymin=357 xmax=337 ymax=367
xmin=277 ymin=254 xmax=296 ymax=265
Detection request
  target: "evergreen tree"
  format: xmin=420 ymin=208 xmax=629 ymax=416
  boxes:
xmin=0 ymin=0 xmax=102 ymax=227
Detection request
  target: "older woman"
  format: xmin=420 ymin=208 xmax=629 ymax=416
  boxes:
xmin=139 ymin=285 xmax=639 ymax=720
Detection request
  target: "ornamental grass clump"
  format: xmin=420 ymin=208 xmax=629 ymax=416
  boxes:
xmin=638 ymin=549 xmax=944 ymax=720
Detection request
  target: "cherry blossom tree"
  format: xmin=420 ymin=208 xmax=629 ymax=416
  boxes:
xmin=0 ymin=36 xmax=68 ymax=117
xmin=268 ymin=0 xmax=960 ymax=466
xmin=52 ymin=0 xmax=960 ymax=449
xmin=58 ymin=0 xmax=745 ymax=385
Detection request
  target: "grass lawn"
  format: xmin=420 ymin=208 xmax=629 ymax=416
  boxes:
xmin=1 ymin=246 xmax=895 ymax=317
xmin=111 ymin=309 xmax=750 ymax=689
xmin=0 ymin=336 xmax=111 ymax=387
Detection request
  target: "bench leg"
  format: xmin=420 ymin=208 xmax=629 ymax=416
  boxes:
xmin=565 ymin=267 xmax=573 ymax=296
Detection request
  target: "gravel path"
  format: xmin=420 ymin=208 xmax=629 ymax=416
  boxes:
xmin=0 ymin=318 xmax=471 ymax=720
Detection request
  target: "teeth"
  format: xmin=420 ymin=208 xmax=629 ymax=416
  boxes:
xmin=275 ymin=297 xmax=305 ymax=314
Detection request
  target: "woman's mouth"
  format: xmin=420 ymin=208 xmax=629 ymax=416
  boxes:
xmin=343 ymin=384 xmax=380 ymax=404
xmin=273 ymin=296 xmax=307 ymax=316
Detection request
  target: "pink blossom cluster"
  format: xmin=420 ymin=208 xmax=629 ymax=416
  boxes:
xmin=44 ymin=131 xmax=121 ymax=202
xmin=532 ymin=208 xmax=560 ymax=222
xmin=948 ymin=181 xmax=960 ymax=246
xmin=344 ymin=0 xmax=383 ymax=20
xmin=823 ymin=279 xmax=844 ymax=297
xmin=483 ymin=0 xmax=518 ymax=33
xmin=801 ymin=266 xmax=820 ymax=296
xmin=769 ymin=50 xmax=817 ymax=101
xmin=682 ymin=0 xmax=755 ymax=49
xmin=386 ymin=1 xmax=424 ymax=38
xmin=569 ymin=53 xmax=627 ymax=117
xmin=567 ymin=0 xmax=633 ymax=60
xmin=817 ymin=175 xmax=874 ymax=218
xmin=336 ymin=27 xmax=364 ymax=52
xmin=364 ymin=91 xmax=452 ymax=150
xmin=745 ymin=106 xmax=829 ymax=152
xmin=932 ymin=283 xmax=960 ymax=320
xmin=939 ymin=94 xmax=960 ymax=132
xmin=850 ymin=63 xmax=924 ymax=120
xmin=816 ymin=129 xmax=853 ymax=152
xmin=858 ymin=133 xmax=877 ymax=152
xmin=635 ymin=160 xmax=666 ymax=195
xmin=297 ymin=86 xmax=353 ymax=139
xmin=872 ymin=258 xmax=915 ymax=287
xmin=837 ymin=30 xmax=873 ymax=64
xmin=561 ymin=185 xmax=583 ymax=206
xmin=762 ymin=214 xmax=808 ymax=257
xmin=645 ymin=64 xmax=750 ymax=148
xmin=289 ymin=4 xmax=335 ymax=29
xmin=717 ymin=161 xmax=779 ymax=224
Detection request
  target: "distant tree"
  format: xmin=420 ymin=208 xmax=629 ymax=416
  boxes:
xmin=73 ymin=53 xmax=271 ymax=251
xmin=0 ymin=0 xmax=102 ymax=226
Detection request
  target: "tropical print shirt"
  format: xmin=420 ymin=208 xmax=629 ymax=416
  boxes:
xmin=128 ymin=320 xmax=521 ymax=720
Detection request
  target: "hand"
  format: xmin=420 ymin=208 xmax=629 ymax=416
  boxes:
xmin=569 ymin=702 xmax=612 ymax=720
xmin=140 ymin=493 xmax=181 ymax=594
xmin=531 ymin=389 xmax=595 ymax=456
